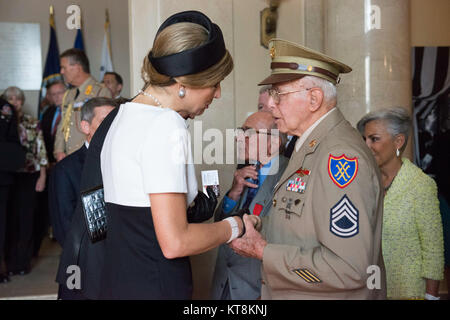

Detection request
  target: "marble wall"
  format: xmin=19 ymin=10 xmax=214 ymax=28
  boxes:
xmin=324 ymin=0 xmax=412 ymax=157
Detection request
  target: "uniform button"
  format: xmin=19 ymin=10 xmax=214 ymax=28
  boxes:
xmin=272 ymin=199 xmax=277 ymax=207
xmin=282 ymin=197 xmax=287 ymax=202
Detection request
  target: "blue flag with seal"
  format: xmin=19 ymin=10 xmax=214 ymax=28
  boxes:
xmin=327 ymin=154 xmax=358 ymax=189
xmin=74 ymin=28 xmax=85 ymax=51
xmin=38 ymin=5 xmax=63 ymax=119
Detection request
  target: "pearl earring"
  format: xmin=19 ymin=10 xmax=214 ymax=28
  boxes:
xmin=178 ymin=87 xmax=186 ymax=98
xmin=396 ymin=148 xmax=400 ymax=157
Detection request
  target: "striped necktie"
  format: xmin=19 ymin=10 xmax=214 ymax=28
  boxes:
xmin=51 ymin=107 xmax=61 ymax=136
xmin=242 ymin=161 xmax=261 ymax=209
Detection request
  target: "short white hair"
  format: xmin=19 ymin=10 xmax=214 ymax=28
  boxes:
xmin=302 ymin=76 xmax=337 ymax=104
xmin=259 ymin=85 xmax=271 ymax=95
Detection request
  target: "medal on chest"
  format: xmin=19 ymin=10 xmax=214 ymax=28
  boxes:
xmin=286 ymin=167 xmax=310 ymax=193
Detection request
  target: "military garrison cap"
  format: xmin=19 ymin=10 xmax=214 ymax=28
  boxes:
xmin=259 ymin=39 xmax=352 ymax=86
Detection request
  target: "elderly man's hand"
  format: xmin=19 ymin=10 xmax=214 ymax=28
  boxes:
xmin=228 ymin=165 xmax=259 ymax=201
xmin=229 ymin=214 xmax=267 ymax=260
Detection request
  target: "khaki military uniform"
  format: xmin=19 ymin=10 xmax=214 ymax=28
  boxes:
xmin=54 ymin=76 xmax=111 ymax=156
xmin=260 ymin=108 xmax=386 ymax=299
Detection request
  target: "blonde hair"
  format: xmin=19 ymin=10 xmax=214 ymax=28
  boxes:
xmin=141 ymin=22 xmax=233 ymax=89
xmin=3 ymin=86 xmax=25 ymax=104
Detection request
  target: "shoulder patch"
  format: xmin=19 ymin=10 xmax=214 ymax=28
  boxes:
xmin=330 ymin=194 xmax=359 ymax=238
xmin=328 ymin=154 xmax=358 ymax=188
xmin=85 ymin=84 xmax=93 ymax=96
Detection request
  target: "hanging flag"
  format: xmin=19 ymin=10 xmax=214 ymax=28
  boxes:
xmin=74 ymin=28 xmax=85 ymax=51
xmin=38 ymin=5 xmax=62 ymax=117
xmin=99 ymin=9 xmax=114 ymax=80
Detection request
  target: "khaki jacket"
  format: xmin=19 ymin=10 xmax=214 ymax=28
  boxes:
xmin=54 ymin=76 xmax=111 ymax=156
xmin=261 ymin=108 xmax=386 ymax=300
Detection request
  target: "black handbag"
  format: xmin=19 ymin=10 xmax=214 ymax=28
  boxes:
xmin=80 ymin=185 xmax=107 ymax=243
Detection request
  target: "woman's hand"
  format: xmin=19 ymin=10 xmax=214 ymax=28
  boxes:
xmin=187 ymin=186 xmax=218 ymax=223
xmin=35 ymin=170 xmax=46 ymax=192
xmin=150 ymin=193 xmax=239 ymax=259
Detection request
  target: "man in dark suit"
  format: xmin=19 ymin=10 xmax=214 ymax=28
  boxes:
xmin=49 ymin=97 xmax=117 ymax=299
xmin=34 ymin=81 xmax=66 ymax=256
xmin=211 ymin=111 xmax=289 ymax=300
xmin=41 ymin=81 xmax=66 ymax=165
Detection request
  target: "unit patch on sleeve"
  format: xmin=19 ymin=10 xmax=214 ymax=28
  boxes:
xmin=330 ymin=194 xmax=359 ymax=238
xmin=292 ymin=268 xmax=321 ymax=283
xmin=328 ymin=154 xmax=358 ymax=188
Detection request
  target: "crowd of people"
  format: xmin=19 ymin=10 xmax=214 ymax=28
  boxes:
xmin=0 ymin=10 xmax=448 ymax=300
xmin=0 ymin=48 xmax=125 ymax=284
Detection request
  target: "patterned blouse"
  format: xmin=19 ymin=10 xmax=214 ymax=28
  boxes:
xmin=383 ymin=158 xmax=444 ymax=299
xmin=17 ymin=113 xmax=48 ymax=173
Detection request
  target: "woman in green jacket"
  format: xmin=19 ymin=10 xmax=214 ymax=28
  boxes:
xmin=358 ymin=106 xmax=444 ymax=300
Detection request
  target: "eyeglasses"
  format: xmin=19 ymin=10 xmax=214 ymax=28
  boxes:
xmin=235 ymin=127 xmax=279 ymax=138
xmin=268 ymin=87 xmax=312 ymax=104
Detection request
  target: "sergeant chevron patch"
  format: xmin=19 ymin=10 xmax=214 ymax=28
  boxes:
xmin=292 ymin=269 xmax=321 ymax=283
xmin=330 ymin=195 xmax=359 ymax=238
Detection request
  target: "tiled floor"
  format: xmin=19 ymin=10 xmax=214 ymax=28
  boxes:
xmin=0 ymin=238 xmax=61 ymax=300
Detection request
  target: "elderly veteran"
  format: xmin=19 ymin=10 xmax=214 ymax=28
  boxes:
xmin=230 ymin=39 xmax=386 ymax=300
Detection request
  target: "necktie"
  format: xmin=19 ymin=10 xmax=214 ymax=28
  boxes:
xmin=242 ymin=162 xmax=261 ymax=209
xmin=74 ymin=88 xmax=80 ymax=100
xmin=284 ymin=135 xmax=298 ymax=158
xmin=51 ymin=107 xmax=61 ymax=136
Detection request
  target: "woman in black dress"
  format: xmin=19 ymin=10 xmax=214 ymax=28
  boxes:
xmin=100 ymin=11 xmax=245 ymax=299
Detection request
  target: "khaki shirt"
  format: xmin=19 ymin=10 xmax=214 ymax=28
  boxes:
xmin=54 ymin=76 xmax=111 ymax=156
xmin=261 ymin=108 xmax=386 ymax=300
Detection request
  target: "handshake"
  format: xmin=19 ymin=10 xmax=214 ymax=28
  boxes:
xmin=187 ymin=186 xmax=265 ymax=260
xmin=226 ymin=208 xmax=262 ymax=233
xmin=187 ymin=186 xmax=261 ymax=234
xmin=216 ymin=205 xmax=262 ymax=238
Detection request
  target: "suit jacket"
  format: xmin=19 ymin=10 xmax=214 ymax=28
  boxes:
xmin=211 ymin=155 xmax=289 ymax=300
xmin=55 ymin=107 xmax=119 ymax=300
xmin=261 ymin=108 xmax=386 ymax=300
xmin=49 ymin=145 xmax=87 ymax=246
xmin=40 ymin=105 xmax=58 ymax=164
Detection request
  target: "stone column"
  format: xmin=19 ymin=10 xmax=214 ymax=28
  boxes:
xmin=323 ymin=0 xmax=412 ymax=157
